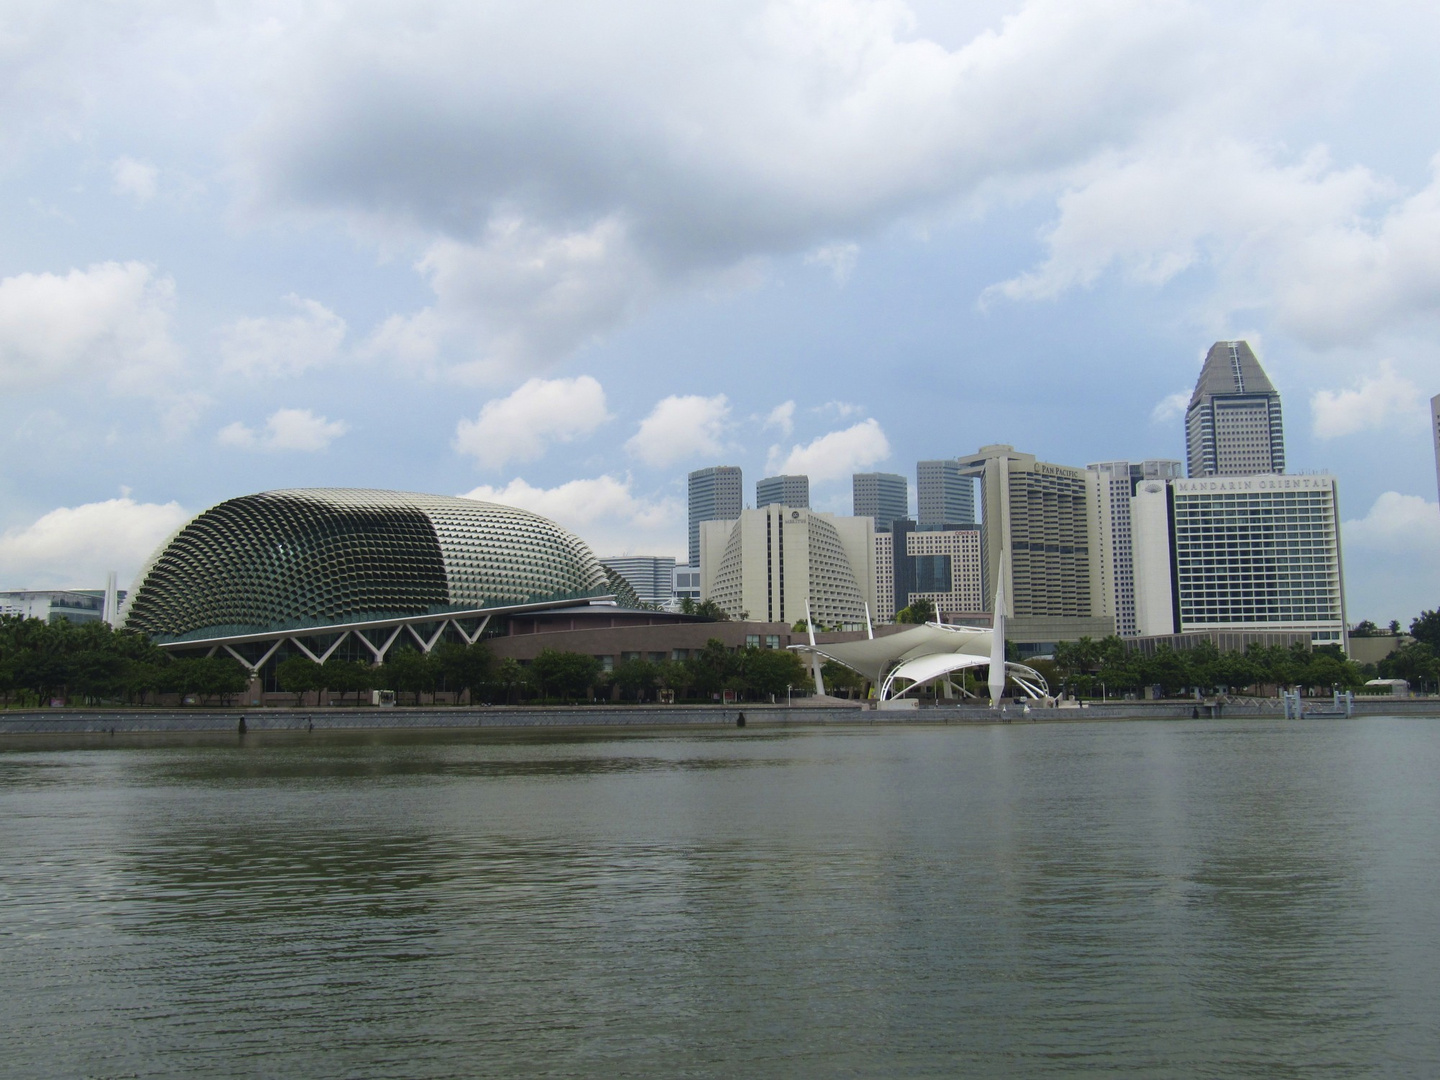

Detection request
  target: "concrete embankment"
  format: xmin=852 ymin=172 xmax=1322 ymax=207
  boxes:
xmin=3 ymin=697 xmax=1434 ymax=735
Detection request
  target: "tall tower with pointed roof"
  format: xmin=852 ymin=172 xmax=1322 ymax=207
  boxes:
xmin=1184 ymin=340 xmax=1285 ymax=477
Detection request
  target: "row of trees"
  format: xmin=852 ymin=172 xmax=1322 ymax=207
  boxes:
xmin=0 ymin=616 xmax=250 ymax=706
xmin=275 ymin=639 xmax=815 ymax=704
xmin=1048 ymin=636 xmax=1365 ymax=698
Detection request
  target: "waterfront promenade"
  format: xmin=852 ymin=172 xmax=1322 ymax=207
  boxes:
xmin=3 ymin=697 xmax=1435 ymax=735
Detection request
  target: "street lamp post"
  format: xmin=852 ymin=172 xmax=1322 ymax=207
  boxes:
xmin=786 ymin=683 xmax=792 ymax=708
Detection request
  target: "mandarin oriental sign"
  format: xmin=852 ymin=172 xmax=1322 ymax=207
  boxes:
xmin=1173 ymin=474 xmax=1334 ymax=494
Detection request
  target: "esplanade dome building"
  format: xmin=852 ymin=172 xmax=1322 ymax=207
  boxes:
xmin=122 ymin=489 xmax=635 ymax=669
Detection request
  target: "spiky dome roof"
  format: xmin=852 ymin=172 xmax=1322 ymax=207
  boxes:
xmin=121 ymin=489 xmax=609 ymax=640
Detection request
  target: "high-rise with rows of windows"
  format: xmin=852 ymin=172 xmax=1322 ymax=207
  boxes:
xmin=852 ymin=472 xmax=909 ymax=533
xmin=1185 ymin=340 xmax=1286 ymax=477
xmin=756 ymin=474 xmax=809 ymax=510
xmin=687 ymin=466 xmax=743 ymax=570
xmin=916 ymin=459 xmax=976 ymax=529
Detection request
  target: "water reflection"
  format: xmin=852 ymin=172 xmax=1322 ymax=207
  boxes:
xmin=0 ymin=719 xmax=1436 ymax=1078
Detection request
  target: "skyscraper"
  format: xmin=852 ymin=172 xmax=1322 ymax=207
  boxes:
xmin=1185 ymin=340 xmax=1285 ymax=477
xmin=853 ymin=472 xmax=908 ymax=533
xmin=1087 ymin=459 xmax=1182 ymax=637
xmin=756 ymin=474 xmax=809 ymax=509
xmin=687 ymin=466 xmax=743 ymax=570
xmin=956 ymin=445 xmax=1114 ymax=648
xmin=916 ymin=459 xmax=976 ymax=528
xmin=1130 ymin=474 xmax=1346 ymax=648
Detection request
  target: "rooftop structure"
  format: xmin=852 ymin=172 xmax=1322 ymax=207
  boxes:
xmin=1185 ymin=341 xmax=1285 ymax=477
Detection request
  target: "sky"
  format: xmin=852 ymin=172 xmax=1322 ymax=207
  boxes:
xmin=3 ymin=0 xmax=1440 ymax=625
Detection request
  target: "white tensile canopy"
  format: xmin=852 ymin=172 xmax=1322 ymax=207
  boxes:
xmin=789 ymin=622 xmax=1048 ymax=702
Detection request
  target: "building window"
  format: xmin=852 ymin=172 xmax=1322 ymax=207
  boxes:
xmin=765 ymin=635 xmax=780 ymax=649
xmin=671 ymin=649 xmax=689 ymax=661
xmin=598 ymin=655 xmax=614 ymax=671
xmin=745 ymin=634 xmax=761 ymax=647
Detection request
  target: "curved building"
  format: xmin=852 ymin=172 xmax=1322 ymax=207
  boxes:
xmin=122 ymin=489 xmax=614 ymax=666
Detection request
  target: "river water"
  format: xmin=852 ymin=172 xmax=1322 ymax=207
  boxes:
xmin=2 ymin=718 xmax=1436 ymax=1078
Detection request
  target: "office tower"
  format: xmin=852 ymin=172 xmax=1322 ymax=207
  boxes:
xmin=599 ymin=556 xmax=677 ymax=608
xmin=756 ymin=474 xmax=809 ymax=509
xmin=688 ymin=466 xmax=742 ymax=570
xmin=1129 ymin=480 xmax=1174 ymax=636
xmin=852 ymin=472 xmax=909 ymax=533
xmin=916 ymin=459 xmax=976 ymax=529
xmin=699 ymin=506 xmax=875 ymax=629
xmin=1132 ymin=474 xmax=1346 ymax=647
xmin=1185 ymin=340 xmax=1286 ymax=477
xmin=1431 ymin=394 xmax=1440 ymax=505
xmin=874 ymin=520 xmax=983 ymax=622
xmin=955 ymin=445 xmax=1113 ymax=648
xmin=1086 ymin=459 xmax=1183 ymax=637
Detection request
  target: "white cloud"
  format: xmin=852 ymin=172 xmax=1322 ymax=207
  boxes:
xmin=366 ymin=217 xmax=654 ymax=381
xmin=1343 ymin=491 xmax=1440 ymax=553
xmin=767 ymin=418 xmax=891 ymax=482
xmin=111 ymin=156 xmax=158 ymax=202
xmin=1150 ymin=391 xmax=1190 ymax=424
xmin=763 ymin=400 xmax=796 ymax=436
xmin=625 ymin=394 xmax=731 ymax=468
xmin=987 ymin=142 xmax=1440 ymax=347
xmin=0 ymin=497 xmax=189 ymax=591
xmin=217 ymin=408 xmax=348 ymax=451
xmin=1341 ymin=491 xmax=1440 ymax=623
xmin=460 ymin=475 xmax=683 ymax=558
xmin=805 ymin=242 xmax=859 ymax=284
xmin=1311 ymin=360 xmax=1425 ymax=439
xmin=240 ymin=0 xmax=1234 ymax=371
xmin=454 ymin=375 xmax=610 ymax=468
xmin=0 ymin=261 xmax=182 ymax=396
xmin=220 ymin=295 xmax=347 ymax=378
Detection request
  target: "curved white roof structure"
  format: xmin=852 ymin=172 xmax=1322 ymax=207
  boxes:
xmin=790 ymin=622 xmax=1048 ymax=702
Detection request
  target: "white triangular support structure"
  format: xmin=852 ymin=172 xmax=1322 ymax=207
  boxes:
xmin=864 ymin=603 xmax=874 ymax=640
xmin=988 ymin=550 xmax=1008 ymax=707
xmin=806 ymin=599 xmax=825 ymax=696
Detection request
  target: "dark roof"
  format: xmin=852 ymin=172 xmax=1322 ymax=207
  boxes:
xmin=1189 ymin=340 xmax=1277 ymax=408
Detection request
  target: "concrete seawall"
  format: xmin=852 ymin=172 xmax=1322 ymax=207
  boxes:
xmin=4 ymin=697 xmax=1434 ymax=735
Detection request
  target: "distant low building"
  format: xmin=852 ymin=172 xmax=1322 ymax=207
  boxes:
xmin=599 ymin=556 xmax=676 ymax=608
xmin=0 ymin=589 xmax=123 ymax=626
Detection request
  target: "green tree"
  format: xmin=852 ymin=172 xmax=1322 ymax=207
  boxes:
xmin=529 ymin=649 xmax=603 ymax=700
xmin=742 ymin=647 xmax=809 ymax=699
xmin=1410 ymin=609 xmax=1440 ymax=651
xmin=820 ymin=658 xmax=864 ymax=698
xmin=693 ymin=599 xmax=733 ymax=621
xmin=277 ymin=656 xmax=322 ymax=706
xmin=1350 ymin=619 xmax=1381 ymax=638
xmin=382 ymin=648 xmax=434 ymax=705
xmin=685 ymin=638 xmax=736 ymax=698
xmin=433 ymin=641 xmax=493 ymax=704
xmin=611 ymin=657 xmax=658 ymax=701
xmin=895 ymin=598 xmax=936 ymax=624
xmin=488 ymin=656 xmax=527 ymax=705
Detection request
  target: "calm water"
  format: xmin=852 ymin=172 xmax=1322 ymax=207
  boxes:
xmin=2 ymin=718 xmax=1437 ymax=1078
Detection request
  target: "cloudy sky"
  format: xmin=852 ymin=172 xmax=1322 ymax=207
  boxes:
xmin=4 ymin=0 xmax=1440 ymax=623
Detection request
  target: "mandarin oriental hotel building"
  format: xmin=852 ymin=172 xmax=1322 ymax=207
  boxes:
xmin=1132 ymin=474 xmax=1346 ymax=647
